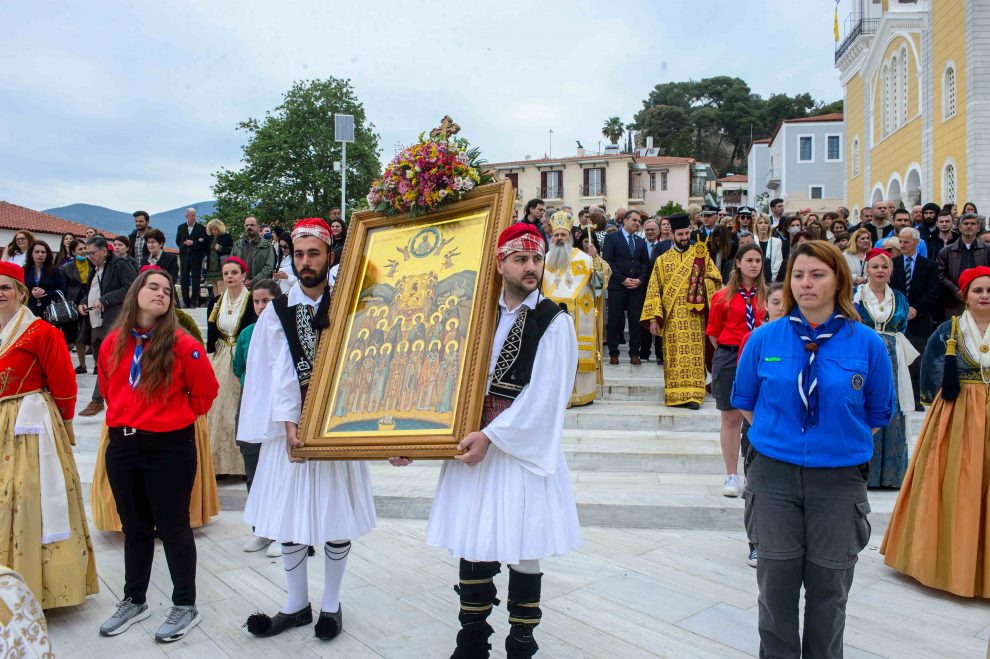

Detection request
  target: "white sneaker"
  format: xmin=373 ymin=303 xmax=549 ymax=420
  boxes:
xmin=723 ymin=474 xmax=741 ymax=498
xmin=265 ymin=541 xmax=282 ymax=558
xmin=243 ymin=535 xmax=271 ymax=552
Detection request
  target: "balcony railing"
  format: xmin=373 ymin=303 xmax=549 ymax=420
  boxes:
xmin=580 ymin=184 xmax=606 ymax=197
xmin=628 ymin=185 xmax=646 ymax=200
xmin=539 ymin=187 xmax=563 ymax=200
xmin=835 ymin=15 xmax=879 ymax=63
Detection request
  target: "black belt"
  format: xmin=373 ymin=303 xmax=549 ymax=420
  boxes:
xmin=718 ymin=344 xmax=740 ymax=353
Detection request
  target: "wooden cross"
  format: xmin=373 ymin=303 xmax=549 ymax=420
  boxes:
xmin=430 ymin=115 xmax=461 ymax=141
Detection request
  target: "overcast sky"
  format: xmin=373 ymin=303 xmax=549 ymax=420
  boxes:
xmin=1 ymin=0 xmax=848 ymax=213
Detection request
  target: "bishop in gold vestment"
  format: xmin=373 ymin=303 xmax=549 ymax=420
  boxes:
xmin=640 ymin=214 xmax=721 ymax=408
xmin=542 ymin=212 xmax=609 ymax=406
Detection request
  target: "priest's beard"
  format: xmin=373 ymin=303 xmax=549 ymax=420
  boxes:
xmin=546 ymin=241 xmax=571 ymax=271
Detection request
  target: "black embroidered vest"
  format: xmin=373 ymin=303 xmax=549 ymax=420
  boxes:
xmin=487 ymin=298 xmax=565 ymax=400
xmin=272 ymin=296 xmax=320 ymax=398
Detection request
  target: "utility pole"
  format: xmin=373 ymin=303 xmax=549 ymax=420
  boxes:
xmin=335 ymin=114 xmax=355 ymax=220
xmin=549 ymin=129 xmax=553 ymax=159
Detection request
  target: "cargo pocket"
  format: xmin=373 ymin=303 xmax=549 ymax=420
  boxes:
xmin=849 ymin=499 xmax=872 ymax=557
xmin=744 ymin=489 xmax=759 ymax=547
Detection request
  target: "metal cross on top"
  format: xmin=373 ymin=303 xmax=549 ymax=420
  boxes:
xmin=430 ymin=115 xmax=461 ymax=141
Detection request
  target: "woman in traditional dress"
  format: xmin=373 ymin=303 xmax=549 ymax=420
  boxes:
xmin=90 ymin=265 xmax=220 ymax=531
xmin=853 ymin=248 xmax=915 ymax=488
xmin=881 ymin=266 xmax=990 ymax=598
xmin=0 ymin=261 xmax=97 ymax=610
xmin=206 ymin=256 xmax=256 ymax=476
xmin=97 ymin=267 xmax=219 ymax=642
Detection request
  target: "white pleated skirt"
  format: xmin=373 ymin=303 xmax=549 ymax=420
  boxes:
xmin=426 ymin=446 xmax=581 ymax=564
xmin=243 ymin=439 xmax=377 ymax=545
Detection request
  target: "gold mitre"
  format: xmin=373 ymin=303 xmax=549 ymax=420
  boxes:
xmin=547 ymin=210 xmax=573 ymax=233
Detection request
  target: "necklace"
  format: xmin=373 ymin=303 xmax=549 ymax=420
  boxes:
xmin=225 ymin=288 xmax=246 ymax=315
xmin=0 ymin=307 xmax=26 ymax=354
xmin=959 ymin=311 xmax=990 ymax=382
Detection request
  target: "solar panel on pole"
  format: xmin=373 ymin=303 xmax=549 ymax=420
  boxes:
xmin=335 ymin=114 xmax=355 ymax=221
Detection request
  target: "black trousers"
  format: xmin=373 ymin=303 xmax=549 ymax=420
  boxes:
xmin=236 ymin=440 xmax=261 ymax=492
xmin=606 ymin=287 xmax=645 ymax=358
xmin=745 ymin=451 xmax=871 ymax=659
xmin=179 ymin=254 xmax=202 ymax=307
xmin=106 ymin=425 xmax=198 ymax=606
xmin=905 ymin=330 xmax=927 ymax=408
xmin=639 ymin=333 xmax=663 ymax=362
xmin=90 ymin=324 xmax=108 ymax=403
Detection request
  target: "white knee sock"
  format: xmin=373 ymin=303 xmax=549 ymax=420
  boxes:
xmin=281 ymin=543 xmax=310 ymax=614
xmin=321 ymin=540 xmax=351 ymax=613
xmin=510 ymin=559 xmax=541 ymax=574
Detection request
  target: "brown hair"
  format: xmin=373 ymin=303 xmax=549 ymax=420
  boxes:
xmin=782 ymin=240 xmax=860 ymax=322
xmin=109 ymin=269 xmax=183 ymax=399
xmin=718 ymin=242 xmax=767 ymax=309
xmin=7 ymin=230 xmax=36 ymax=257
xmin=144 ymin=228 xmax=166 ymax=245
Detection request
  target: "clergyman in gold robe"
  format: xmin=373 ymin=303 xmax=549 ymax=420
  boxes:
xmin=541 ymin=211 xmax=609 ymax=406
xmin=640 ymin=213 xmax=721 ymax=409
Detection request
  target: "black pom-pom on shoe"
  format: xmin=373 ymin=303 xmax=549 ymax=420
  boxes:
xmin=243 ymin=605 xmax=313 ymax=637
xmin=314 ymin=607 xmax=343 ymax=641
xmin=245 ymin=612 xmax=272 ymax=635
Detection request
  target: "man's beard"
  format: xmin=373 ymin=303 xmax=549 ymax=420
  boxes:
xmin=298 ymin=265 xmax=329 ymax=288
xmin=546 ymin=242 xmax=571 ymax=271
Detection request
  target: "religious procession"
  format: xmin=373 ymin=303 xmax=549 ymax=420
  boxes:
xmin=3 ymin=1 xmax=989 ymax=657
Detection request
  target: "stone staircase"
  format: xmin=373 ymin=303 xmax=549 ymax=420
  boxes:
xmin=213 ymin=361 xmax=913 ymax=531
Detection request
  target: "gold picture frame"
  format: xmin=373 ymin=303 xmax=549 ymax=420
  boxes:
xmin=294 ymin=180 xmax=514 ymax=459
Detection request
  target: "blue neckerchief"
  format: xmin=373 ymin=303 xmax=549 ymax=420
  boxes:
xmin=128 ymin=328 xmax=153 ymax=389
xmin=788 ymin=309 xmax=846 ymax=431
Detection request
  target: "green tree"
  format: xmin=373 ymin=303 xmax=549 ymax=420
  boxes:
xmin=212 ymin=78 xmax=381 ymax=235
xmin=638 ymin=105 xmax=693 ymax=155
xmin=656 ymin=201 xmax=686 ymax=217
xmin=602 ymin=116 xmax=624 ymax=144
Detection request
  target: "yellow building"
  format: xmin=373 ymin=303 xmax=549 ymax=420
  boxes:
xmin=835 ymin=0 xmax=986 ymax=221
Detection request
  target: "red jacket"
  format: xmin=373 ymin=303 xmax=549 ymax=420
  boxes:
xmin=99 ymin=328 xmax=219 ymax=432
xmin=0 ymin=317 xmax=76 ymax=419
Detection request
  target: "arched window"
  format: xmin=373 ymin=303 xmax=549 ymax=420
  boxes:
xmin=943 ymin=63 xmax=957 ymax=120
xmin=900 ymin=47 xmax=909 ymax=123
xmin=852 ymin=137 xmax=860 ymax=177
xmin=881 ymin=64 xmax=890 ymax=136
xmin=943 ymin=162 xmax=957 ymax=203
xmin=891 ymin=54 xmax=899 ymax=129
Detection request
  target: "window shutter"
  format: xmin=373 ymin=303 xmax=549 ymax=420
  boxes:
xmin=540 ymin=171 xmax=547 ymax=194
xmin=583 ymin=167 xmax=589 ymax=190
xmin=600 ymin=167 xmax=606 ymax=191
xmin=506 ymin=173 xmax=518 ymax=189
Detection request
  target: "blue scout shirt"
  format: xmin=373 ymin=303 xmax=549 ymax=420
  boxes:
xmin=731 ymin=316 xmax=895 ymax=468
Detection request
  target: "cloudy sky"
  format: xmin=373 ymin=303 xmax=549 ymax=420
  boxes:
xmin=1 ymin=0 xmax=849 ymax=213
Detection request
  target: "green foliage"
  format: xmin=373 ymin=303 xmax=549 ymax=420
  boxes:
xmin=656 ymin=201 xmax=686 ymax=217
xmin=602 ymin=116 xmax=624 ymax=144
xmin=211 ymin=78 xmax=381 ymax=238
xmin=632 ymin=77 xmax=841 ymax=175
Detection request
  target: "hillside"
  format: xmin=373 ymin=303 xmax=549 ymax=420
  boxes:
xmin=43 ymin=201 xmax=217 ymax=238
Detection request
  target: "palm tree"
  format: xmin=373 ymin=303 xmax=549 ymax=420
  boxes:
xmin=602 ymin=116 xmax=624 ymax=144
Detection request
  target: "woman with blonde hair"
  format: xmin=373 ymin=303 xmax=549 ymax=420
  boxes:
xmin=754 ymin=214 xmax=783 ymax=284
xmin=204 ymin=219 xmax=233 ymax=299
xmin=3 ymin=229 xmax=36 ymax=267
xmin=843 ymin=228 xmax=873 ymax=286
xmin=0 ymin=261 xmax=98 ymax=610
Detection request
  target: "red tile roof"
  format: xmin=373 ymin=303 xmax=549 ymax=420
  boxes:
xmin=489 ymin=153 xmax=635 ymax=167
xmin=751 ymin=138 xmax=771 ymax=144
xmin=634 ymin=155 xmax=695 ymax=167
xmin=717 ymin=174 xmax=748 ymax=183
xmin=0 ymin=201 xmax=116 ymax=238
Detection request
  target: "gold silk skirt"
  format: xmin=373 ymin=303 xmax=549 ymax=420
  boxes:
xmin=206 ymin=342 xmax=245 ymax=476
xmin=0 ymin=393 xmax=98 ymax=609
xmin=881 ymin=383 xmax=990 ymax=597
xmin=90 ymin=416 xmax=219 ymax=531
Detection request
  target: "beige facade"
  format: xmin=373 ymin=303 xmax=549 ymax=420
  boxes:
xmin=490 ymin=150 xmax=706 ymax=216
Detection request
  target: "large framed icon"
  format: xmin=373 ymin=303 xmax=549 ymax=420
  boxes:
xmin=294 ymin=180 xmax=514 ymax=459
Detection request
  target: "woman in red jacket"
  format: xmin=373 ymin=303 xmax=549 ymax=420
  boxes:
xmin=97 ymin=266 xmax=219 ymax=644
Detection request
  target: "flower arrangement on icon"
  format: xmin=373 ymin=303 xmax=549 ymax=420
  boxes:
xmin=366 ymin=116 xmax=493 ymax=217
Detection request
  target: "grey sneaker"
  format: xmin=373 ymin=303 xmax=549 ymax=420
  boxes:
xmin=100 ymin=598 xmax=150 ymax=636
xmin=154 ymin=605 xmax=201 ymax=643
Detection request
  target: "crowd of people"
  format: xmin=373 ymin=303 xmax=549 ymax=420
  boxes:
xmin=0 ymin=190 xmax=987 ymax=657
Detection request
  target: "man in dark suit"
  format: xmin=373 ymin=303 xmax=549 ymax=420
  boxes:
xmin=175 ymin=207 xmax=207 ymax=307
xmin=602 ymin=210 xmax=651 ymax=365
xmin=640 ymin=218 xmax=665 ymax=364
xmin=891 ymin=227 xmax=940 ymax=410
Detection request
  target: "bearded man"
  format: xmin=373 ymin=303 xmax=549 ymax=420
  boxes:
xmin=641 ymin=213 xmax=722 ymax=409
xmin=542 ymin=210 xmax=609 ymax=406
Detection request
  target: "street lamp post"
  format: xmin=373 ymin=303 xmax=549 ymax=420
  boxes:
xmin=335 ymin=114 xmax=355 ymax=220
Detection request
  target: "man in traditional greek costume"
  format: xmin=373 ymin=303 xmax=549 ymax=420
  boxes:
xmin=641 ymin=213 xmax=722 ymax=409
xmin=391 ymin=222 xmax=580 ymax=658
xmin=541 ymin=210 xmax=608 ymax=406
xmin=238 ymin=218 xmax=376 ymax=641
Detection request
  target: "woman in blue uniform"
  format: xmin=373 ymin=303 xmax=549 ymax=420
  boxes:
xmin=732 ymin=240 xmax=895 ymax=658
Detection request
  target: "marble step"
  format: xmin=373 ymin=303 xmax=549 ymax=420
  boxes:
xmin=206 ymin=463 xmax=901 ymax=532
xmin=562 ymin=429 xmax=739 ymax=473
